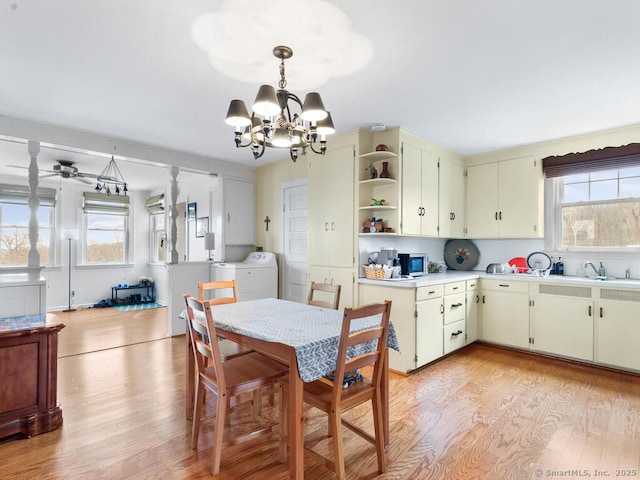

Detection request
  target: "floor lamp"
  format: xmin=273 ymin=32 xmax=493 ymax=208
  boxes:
xmin=63 ymin=229 xmax=77 ymax=312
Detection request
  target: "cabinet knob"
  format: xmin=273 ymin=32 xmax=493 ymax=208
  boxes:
xmin=451 ymin=302 xmax=463 ymax=308
xmin=331 ymin=222 xmax=335 ymax=231
xmin=325 ymin=222 xmax=329 ymax=231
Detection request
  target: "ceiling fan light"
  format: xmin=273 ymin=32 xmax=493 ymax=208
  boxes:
xmin=252 ymin=85 xmax=280 ymax=116
xmin=225 ymin=99 xmax=251 ymax=128
xmin=301 ymin=92 xmax=328 ymax=121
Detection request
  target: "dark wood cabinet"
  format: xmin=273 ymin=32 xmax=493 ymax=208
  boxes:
xmin=0 ymin=315 xmax=65 ymax=441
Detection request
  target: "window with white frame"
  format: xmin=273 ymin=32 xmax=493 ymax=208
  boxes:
xmin=0 ymin=184 xmax=57 ymax=266
xmin=82 ymin=192 xmax=130 ymax=264
xmin=151 ymin=213 xmax=165 ymax=262
xmin=545 ymin=144 xmax=640 ymax=250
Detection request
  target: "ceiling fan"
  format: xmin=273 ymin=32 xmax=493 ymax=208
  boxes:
xmin=8 ymin=159 xmax=101 ymax=185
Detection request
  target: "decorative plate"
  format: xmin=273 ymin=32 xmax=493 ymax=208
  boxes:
xmin=443 ymin=239 xmax=480 ymax=271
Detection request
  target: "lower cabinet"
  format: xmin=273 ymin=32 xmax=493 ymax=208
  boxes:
xmin=443 ymin=282 xmax=466 ymax=355
xmin=596 ymin=289 xmax=640 ymax=371
xmin=480 ymin=279 xmax=530 ymax=349
xmin=530 ymin=283 xmax=594 ymax=361
xmin=416 ymin=285 xmax=444 ymax=366
xmin=465 ymin=280 xmax=480 ymax=344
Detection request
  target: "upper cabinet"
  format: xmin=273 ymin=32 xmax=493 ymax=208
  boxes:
xmin=400 ymin=142 xmax=439 ymax=236
xmin=465 ymin=156 xmax=543 ymax=238
xmin=438 ymin=156 xmax=465 ymax=238
xmin=225 ymin=178 xmax=256 ymax=245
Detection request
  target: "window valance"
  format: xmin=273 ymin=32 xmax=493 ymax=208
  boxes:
xmin=542 ymin=143 xmax=640 ymax=178
xmin=0 ymin=183 xmax=57 ymax=206
xmin=83 ymin=192 xmax=129 ymax=215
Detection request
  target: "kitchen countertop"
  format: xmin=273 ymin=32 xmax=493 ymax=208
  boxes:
xmin=358 ymin=271 xmax=640 ymax=289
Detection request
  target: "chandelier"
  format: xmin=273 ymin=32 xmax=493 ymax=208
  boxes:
xmin=225 ymin=46 xmax=335 ymax=162
xmin=95 ymin=156 xmax=128 ymax=195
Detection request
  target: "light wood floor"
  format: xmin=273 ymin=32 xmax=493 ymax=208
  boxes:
xmin=54 ymin=306 xmax=168 ymax=357
xmin=2 ymin=326 xmax=640 ymax=479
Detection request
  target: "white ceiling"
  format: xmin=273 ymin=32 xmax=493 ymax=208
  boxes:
xmin=2 ymin=0 xmax=640 ymax=186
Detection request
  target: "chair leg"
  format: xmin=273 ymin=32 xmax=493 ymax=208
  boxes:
xmin=372 ymin=395 xmax=386 ymax=473
xmin=191 ymin=380 xmax=205 ymax=448
xmin=211 ymin=391 xmax=228 ymax=476
xmin=330 ymin=409 xmax=346 ymax=480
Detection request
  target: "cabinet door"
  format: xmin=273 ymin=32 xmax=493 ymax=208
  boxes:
xmin=328 ymin=267 xmax=353 ymax=310
xmin=465 ymin=289 xmax=480 ymax=344
xmin=498 ymin=157 xmax=541 ymax=237
xmin=531 ymin=294 xmax=593 ymax=361
xmin=225 ymin=178 xmax=256 ymax=245
xmin=416 ymin=297 xmax=443 ymax=366
xmin=596 ymin=299 xmax=640 ymax=371
xmin=308 ymin=144 xmax=354 ymax=268
xmin=400 ymin=142 xmax=422 ymax=235
xmin=481 ymin=289 xmax=529 ymax=349
xmin=440 ymin=159 xmax=465 ymax=239
xmin=420 ymin=150 xmax=439 ymax=236
xmin=465 ymin=162 xmax=499 ymax=238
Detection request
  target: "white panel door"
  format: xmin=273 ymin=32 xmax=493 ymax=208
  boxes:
xmin=281 ymin=181 xmax=308 ymax=303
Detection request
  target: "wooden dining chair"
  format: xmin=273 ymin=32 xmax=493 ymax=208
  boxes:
xmin=184 ymin=294 xmax=288 ymax=476
xmin=308 ymin=281 xmax=342 ymax=310
xmin=280 ymin=300 xmax=392 ymax=479
xmin=198 ymin=280 xmax=253 ymax=359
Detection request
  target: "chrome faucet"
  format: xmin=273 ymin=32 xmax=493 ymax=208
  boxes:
xmin=584 ymin=261 xmax=605 ymax=277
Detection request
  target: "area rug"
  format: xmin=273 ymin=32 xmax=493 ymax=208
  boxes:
xmin=113 ymin=302 xmax=164 ymax=312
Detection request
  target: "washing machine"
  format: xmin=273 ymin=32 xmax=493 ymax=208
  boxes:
xmin=209 ymin=252 xmax=278 ymax=301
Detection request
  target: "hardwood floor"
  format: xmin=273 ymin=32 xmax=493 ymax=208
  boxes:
xmin=54 ymin=306 xmax=168 ymax=357
xmin=1 ymin=335 xmax=640 ymax=479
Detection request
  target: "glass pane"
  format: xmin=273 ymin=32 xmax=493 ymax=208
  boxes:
xmin=36 ymin=206 xmax=52 ymax=227
xmin=2 ymin=203 xmax=29 ymax=227
xmin=87 ymin=213 xmax=125 ymax=230
xmin=0 ymin=226 xmax=29 ymax=265
xmin=590 ymin=169 xmax=618 ymax=181
xmin=155 ymin=230 xmax=165 ymax=262
xmin=590 ymin=180 xmax=617 ymax=201
xmin=563 ymin=173 xmax=589 ymax=184
xmin=86 ymin=230 xmax=124 ymax=263
xmin=620 ymin=166 xmax=640 ymax=178
xmin=153 ymin=213 xmax=165 ymax=229
xmin=38 ymin=229 xmax=51 ymax=264
xmin=563 ymin=183 xmax=588 ymax=203
xmin=561 ymin=201 xmax=640 ymax=247
xmin=620 ymin=177 xmax=640 ymax=198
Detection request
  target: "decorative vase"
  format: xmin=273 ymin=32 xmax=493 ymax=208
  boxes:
xmin=379 ymin=161 xmax=390 ymax=178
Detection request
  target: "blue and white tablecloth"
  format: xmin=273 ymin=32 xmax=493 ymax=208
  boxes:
xmin=203 ymin=298 xmax=400 ymax=383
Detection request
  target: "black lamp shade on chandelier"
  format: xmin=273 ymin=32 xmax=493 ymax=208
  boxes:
xmin=225 ymin=46 xmax=335 ymax=162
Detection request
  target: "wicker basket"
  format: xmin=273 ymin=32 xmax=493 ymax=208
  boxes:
xmin=363 ymin=265 xmax=392 ymax=279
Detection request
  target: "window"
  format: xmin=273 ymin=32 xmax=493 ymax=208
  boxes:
xmin=0 ymin=184 xmax=56 ymax=266
xmin=82 ymin=192 xmax=130 ymax=264
xmin=151 ymin=213 xmax=165 ymax=262
xmin=555 ymin=167 xmax=640 ymax=249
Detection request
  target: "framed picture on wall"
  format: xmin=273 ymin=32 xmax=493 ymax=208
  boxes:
xmin=196 ymin=217 xmax=208 ymax=238
xmin=187 ymin=202 xmax=197 ymax=220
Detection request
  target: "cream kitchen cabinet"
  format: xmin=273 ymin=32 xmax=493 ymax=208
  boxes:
xmin=530 ymin=283 xmax=594 ymax=361
xmin=465 ymin=156 xmax=543 ymax=238
xmin=416 ymin=285 xmax=445 ymax=365
xmin=443 ymin=281 xmax=466 ymax=354
xmin=308 ymin=143 xmax=355 ymax=269
xmin=438 ymin=157 xmax=465 ymax=238
xmin=465 ymin=279 xmax=480 ymax=344
xmin=480 ymin=279 xmax=530 ymax=349
xmin=224 ymin=178 xmax=256 ymax=245
xmin=400 ymin=142 xmax=439 ymax=236
xmin=596 ymin=288 xmax=640 ymax=371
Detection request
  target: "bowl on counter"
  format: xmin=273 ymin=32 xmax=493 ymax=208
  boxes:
xmin=486 ymin=263 xmax=506 ymax=274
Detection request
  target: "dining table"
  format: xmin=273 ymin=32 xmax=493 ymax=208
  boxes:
xmin=184 ymin=297 xmax=399 ymax=480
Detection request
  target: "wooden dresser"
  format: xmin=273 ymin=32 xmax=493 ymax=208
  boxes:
xmin=0 ymin=314 xmax=65 ymax=441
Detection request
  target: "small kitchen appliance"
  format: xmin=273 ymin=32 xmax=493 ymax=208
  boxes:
xmin=398 ymin=253 xmax=428 ymax=277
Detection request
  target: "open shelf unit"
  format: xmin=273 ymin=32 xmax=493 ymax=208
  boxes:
xmin=358 ymin=151 xmax=399 ymax=234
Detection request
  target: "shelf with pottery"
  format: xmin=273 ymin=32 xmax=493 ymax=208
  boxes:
xmin=358 ymin=149 xmax=399 ymax=234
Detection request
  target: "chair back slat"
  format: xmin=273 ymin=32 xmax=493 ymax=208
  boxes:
xmin=199 ymin=280 xmax=239 ymax=303
xmin=331 ymin=300 xmax=391 ymax=403
xmin=184 ymin=294 xmax=227 ymax=390
xmin=308 ymin=282 xmax=341 ymax=310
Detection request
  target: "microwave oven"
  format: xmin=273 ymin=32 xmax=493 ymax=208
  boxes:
xmin=398 ymin=253 xmax=428 ymax=277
